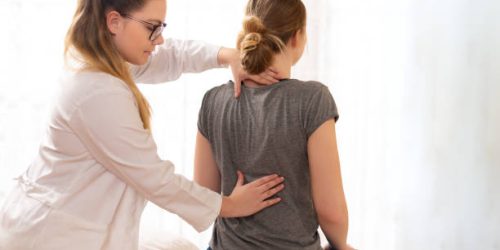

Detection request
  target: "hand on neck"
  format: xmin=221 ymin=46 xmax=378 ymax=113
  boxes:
xmin=243 ymin=51 xmax=292 ymax=88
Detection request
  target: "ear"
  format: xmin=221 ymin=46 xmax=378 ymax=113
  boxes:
xmin=288 ymin=29 xmax=303 ymax=48
xmin=106 ymin=10 xmax=123 ymax=35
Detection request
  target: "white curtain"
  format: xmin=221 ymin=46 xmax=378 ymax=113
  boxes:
xmin=1 ymin=0 xmax=498 ymax=249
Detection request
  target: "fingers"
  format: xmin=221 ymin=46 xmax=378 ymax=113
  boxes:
xmin=251 ymin=174 xmax=280 ymax=187
xmin=262 ymin=68 xmax=280 ymax=83
xmin=256 ymin=73 xmax=277 ymax=84
xmin=258 ymin=73 xmax=276 ymax=84
xmin=236 ymin=170 xmax=245 ymax=186
xmin=246 ymin=74 xmax=275 ymax=85
xmin=261 ymin=183 xmax=284 ymax=199
xmin=246 ymin=74 xmax=266 ymax=84
xmin=268 ymin=67 xmax=279 ymax=76
xmin=258 ymin=197 xmax=282 ymax=210
xmin=233 ymin=78 xmax=241 ymax=97
xmin=257 ymin=175 xmax=285 ymax=192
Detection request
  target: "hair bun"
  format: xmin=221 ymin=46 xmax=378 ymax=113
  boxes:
xmin=241 ymin=32 xmax=262 ymax=53
xmin=242 ymin=15 xmax=266 ymax=34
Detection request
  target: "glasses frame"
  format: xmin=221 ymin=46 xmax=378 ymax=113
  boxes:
xmin=121 ymin=14 xmax=167 ymax=41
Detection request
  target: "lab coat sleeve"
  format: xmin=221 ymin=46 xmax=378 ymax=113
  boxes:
xmin=67 ymin=88 xmax=222 ymax=232
xmin=130 ymin=38 xmax=224 ymax=84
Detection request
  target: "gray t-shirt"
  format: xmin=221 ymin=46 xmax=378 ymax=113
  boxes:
xmin=198 ymin=79 xmax=339 ymax=250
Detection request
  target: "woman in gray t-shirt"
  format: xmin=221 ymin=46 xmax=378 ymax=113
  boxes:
xmin=194 ymin=0 xmax=353 ymax=249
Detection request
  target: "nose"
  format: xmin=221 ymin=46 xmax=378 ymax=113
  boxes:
xmin=153 ymin=34 xmax=164 ymax=45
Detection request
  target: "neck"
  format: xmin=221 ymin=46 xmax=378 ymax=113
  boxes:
xmin=270 ymin=52 xmax=292 ymax=79
xmin=243 ymin=51 xmax=292 ymax=87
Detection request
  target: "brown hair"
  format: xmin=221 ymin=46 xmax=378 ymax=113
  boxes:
xmin=237 ymin=0 xmax=307 ymax=75
xmin=65 ymin=0 xmax=153 ymax=131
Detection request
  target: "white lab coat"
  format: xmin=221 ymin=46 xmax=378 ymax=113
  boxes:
xmin=0 ymin=39 xmax=224 ymax=250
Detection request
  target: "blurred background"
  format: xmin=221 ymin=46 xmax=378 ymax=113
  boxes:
xmin=0 ymin=0 xmax=499 ymax=249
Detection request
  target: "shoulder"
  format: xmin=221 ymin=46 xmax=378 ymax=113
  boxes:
xmin=283 ymin=79 xmax=331 ymax=98
xmin=62 ymin=70 xmax=132 ymax=101
xmin=202 ymin=81 xmax=234 ymax=103
xmin=285 ymin=80 xmax=337 ymax=119
xmin=57 ymin=70 xmax=134 ymax=115
xmin=289 ymin=79 xmax=328 ymax=89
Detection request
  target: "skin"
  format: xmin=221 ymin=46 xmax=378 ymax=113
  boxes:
xmin=218 ymin=48 xmax=281 ymax=97
xmin=105 ymin=0 xmax=285 ymax=218
xmin=107 ymin=0 xmax=166 ymax=65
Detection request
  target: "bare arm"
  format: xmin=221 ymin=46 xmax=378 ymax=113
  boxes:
xmin=308 ymin=119 xmax=349 ymax=250
xmin=194 ymin=131 xmax=221 ymax=193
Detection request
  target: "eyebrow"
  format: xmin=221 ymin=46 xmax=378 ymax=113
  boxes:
xmin=147 ymin=19 xmax=164 ymax=25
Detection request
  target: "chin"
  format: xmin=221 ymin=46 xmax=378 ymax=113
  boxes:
xmin=128 ymin=57 xmax=148 ymax=66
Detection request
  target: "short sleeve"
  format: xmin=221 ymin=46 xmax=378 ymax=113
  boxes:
xmin=304 ymin=85 xmax=339 ymax=138
xmin=197 ymin=90 xmax=212 ymax=140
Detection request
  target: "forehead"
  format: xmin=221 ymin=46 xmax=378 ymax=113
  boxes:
xmin=132 ymin=0 xmax=167 ymax=20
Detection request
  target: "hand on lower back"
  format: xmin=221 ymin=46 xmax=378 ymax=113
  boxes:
xmin=220 ymin=171 xmax=284 ymax=217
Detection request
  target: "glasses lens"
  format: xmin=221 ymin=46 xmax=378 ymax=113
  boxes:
xmin=150 ymin=25 xmax=164 ymax=41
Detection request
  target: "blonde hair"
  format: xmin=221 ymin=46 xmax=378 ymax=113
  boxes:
xmin=65 ymin=0 xmax=152 ymax=131
xmin=237 ymin=0 xmax=307 ymax=75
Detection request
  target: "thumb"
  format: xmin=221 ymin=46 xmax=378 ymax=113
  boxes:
xmin=234 ymin=78 xmax=241 ymax=98
xmin=236 ymin=170 xmax=245 ymax=186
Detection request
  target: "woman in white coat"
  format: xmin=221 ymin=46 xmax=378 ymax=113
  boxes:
xmin=0 ymin=0 xmax=285 ymax=249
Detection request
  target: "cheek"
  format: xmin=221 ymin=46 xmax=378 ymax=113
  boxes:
xmin=114 ymin=28 xmax=147 ymax=63
xmin=300 ymin=38 xmax=307 ymax=54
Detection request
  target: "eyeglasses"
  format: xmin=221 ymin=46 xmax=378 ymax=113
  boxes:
xmin=121 ymin=14 xmax=167 ymax=41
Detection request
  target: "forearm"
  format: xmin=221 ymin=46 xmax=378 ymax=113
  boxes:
xmin=319 ymin=214 xmax=349 ymax=250
xmin=131 ymin=39 xmax=224 ymax=83
xmin=318 ymin=185 xmax=349 ymax=249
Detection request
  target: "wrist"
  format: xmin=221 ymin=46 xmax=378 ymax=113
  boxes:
xmin=220 ymin=196 xmax=235 ymax=218
xmin=217 ymin=47 xmax=239 ymax=67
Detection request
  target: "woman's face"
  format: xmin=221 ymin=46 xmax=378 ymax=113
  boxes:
xmin=111 ymin=0 xmax=167 ymax=65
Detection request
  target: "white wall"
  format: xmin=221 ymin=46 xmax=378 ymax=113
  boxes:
xmin=318 ymin=0 xmax=500 ymax=249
